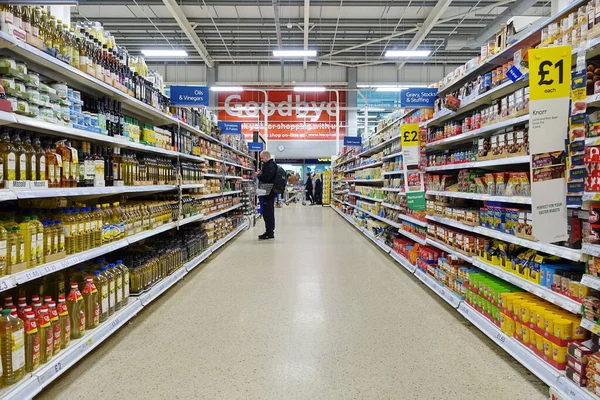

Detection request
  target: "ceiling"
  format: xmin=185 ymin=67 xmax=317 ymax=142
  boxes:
xmin=72 ymin=0 xmax=551 ymax=68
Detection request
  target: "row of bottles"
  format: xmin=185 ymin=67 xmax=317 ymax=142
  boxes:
xmin=81 ymin=96 xmax=123 ymax=138
xmin=0 ymin=259 xmax=129 ymax=385
xmin=0 ymin=128 xmax=186 ymax=188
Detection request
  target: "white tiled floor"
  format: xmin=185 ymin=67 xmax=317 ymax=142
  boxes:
xmin=38 ymin=206 xmax=548 ymax=399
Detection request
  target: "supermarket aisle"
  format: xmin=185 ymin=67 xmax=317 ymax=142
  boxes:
xmin=39 ymin=206 xmax=547 ymax=399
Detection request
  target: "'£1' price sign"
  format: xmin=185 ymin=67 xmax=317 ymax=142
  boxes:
xmin=529 ymin=45 xmax=572 ymax=101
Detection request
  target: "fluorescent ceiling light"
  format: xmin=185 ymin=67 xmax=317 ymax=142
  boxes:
xmin=273 ymin=50 xmax=317 ymax=57
xmin=385 ymin=50 xmax=431 ymax=57
xmin=210 ymin=86 xmax=244 ymax=92
xmin=142 ymin=49 xmax=188 ymax=57
xmin=293 ymin=86 xmax=326 ymax=92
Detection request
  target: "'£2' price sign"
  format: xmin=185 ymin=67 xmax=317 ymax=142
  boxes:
xmin=529 ymin=45 xmax=572 ymax=101
xmin=401 ymin=124 xmax=420 ymax=147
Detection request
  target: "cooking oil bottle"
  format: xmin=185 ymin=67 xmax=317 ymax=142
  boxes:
xmin=12 ymin=226 xmax=24 ymax=268
xmin=100 ymin=266 xmax=115 ymax=316
xmin=30 ymin=216 xmax=43 ymax=266
xmin=73 ymin=209 xmax=84 ymax=253
xmin=63 ymin=210 xmax=76 ymax=255
xmin=11 ymin=132 xmax=26 ymax=181
xmin=91 ymin=206 xmax=102 ymax=248
xmin=23 ymin=311 xmax=39 ymax=372
xmin=22 ymin=134 xmax=36 ymax=181
xmin=82 ymin=207 xmax=91 ymax=251
xmin=37 ymin=306 xmax=52 ymax=364
xmin=0 ymin=308 xmax=25 ymax=385
xmin=31 ymin=298 xmax=42 ymax=317
xmin=0 ymin=129 xmax=17 ymax=181
xmin=56 ymin=296 xmax=69 ymax=349
xmin=54 ymin=220 xmax=64 ymax=254
xmin=0 ymin=225 xmax=7 ymax=277
xmin=92 ymin=270 xmax=108 ymax=323
xmin=111 ymin=202 xmax=124 ymax=240
xmin=56 ymin=140 xmax=72 ymax=188
xmin=18 ymin=217 xmax=36 ymax=269
xmin=109 ymin=264 xmax=123 ymax=311
xmin=66 ymin=283 xmax=84 ymax=339
xmin=101 ymin=204 xmax=112 ymax=243
xmin=82 ymin=276 xmax=99 ymax=329
xmin=46 ymin=300 xmax=61 ymax=355
xmin=6 ymin=228 xmax=17 ymax=274
xmin=32 ymin=136 xmax=45 ymax=181
xmin=43 ymin=221 xmax=53 ymax=260
xmin=115 ymin=260 xmax=129 ymax=306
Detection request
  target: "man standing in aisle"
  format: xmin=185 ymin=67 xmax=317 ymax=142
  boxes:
xmin=257 ymin=150 xmax=277 ymax=240
xmin=305 ymin=172 xmax=314 ymax=205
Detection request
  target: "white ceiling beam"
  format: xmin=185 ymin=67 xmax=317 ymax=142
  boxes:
xmin=396 ymin=0 xmax=454 ymax=71
xmin=162 ymin=0 xmax=214 ymax=68
xmin=272 ymin=0 xmax=283 ymax=48
xmin=303 ymin=0 xmax=310 ymax=69
xmin=316 ymin=0 xmax=515 ymax=60
xmin=473 ymin=0 xmax=541 ymax=45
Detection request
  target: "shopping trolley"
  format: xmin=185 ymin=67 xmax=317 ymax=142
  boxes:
xmin=284 ymin=185 xmax=306 ymax=205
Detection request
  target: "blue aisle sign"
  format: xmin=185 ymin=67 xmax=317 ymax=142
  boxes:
xmin=248 ymin=142 xmax=264 ymax=152
xmin=506 ymin=66 xmax=524 ymax=82
xmin=344 ymin=136 xmax=362 ymax=146
xmin=170 ymin=85 xmax=209 ymax=106
xmin=218 ymin=121 xmax=242 ymax=134
xmin=400 ymin=88 xmax=438 ymax=108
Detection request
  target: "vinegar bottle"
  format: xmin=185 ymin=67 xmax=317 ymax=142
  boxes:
xmin=65 ymin=283 xmax=84 ymax=339
xmin=56 ymin=296 xmax=70 ymax=349
xmin=0 ymin=308 xmax=25 ymax=385
xmin=82 ymin=276 xmax=99 ymax=329
xmin=36 ymin=306 xmax=52 ymax=364
xmin=23 ymin=311 xmax=39 ymax=372
xmin=22 ymin=134 xmax=36 ymax=181
xmin=46 ymin=301 xmax=61 ymax=355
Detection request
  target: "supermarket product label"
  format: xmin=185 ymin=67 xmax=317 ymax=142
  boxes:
xmin=406 ymin=191 xmax=426 ymax=211
xmin=530 ymin=177 xmax=568 ymax=243
xmin=529 ymin=46 xmax=572 ymax=100
xmin=529 ymin=97 xmax=570 ymax=154
xmin=506 ymin=66 xmax=523 ymax=82
xmin=401 ymin=124 xmax=420 ymax=165
xmin=217 ymin=121 xmax=241 ymax=134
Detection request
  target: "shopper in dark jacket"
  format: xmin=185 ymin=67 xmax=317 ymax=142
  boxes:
xmin=305 ymin=173 xmax=314 ymax=204
xmin=257 ymin=150 xmax=277 ymax=240
xmin=314 ymin=174 xmax=323 ymax=205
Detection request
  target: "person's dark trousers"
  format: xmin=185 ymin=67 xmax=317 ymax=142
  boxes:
xmin=262 ymin=195 xmax=276 ymax=235
xmin=306 ymin=192 xmax=314 ymax=204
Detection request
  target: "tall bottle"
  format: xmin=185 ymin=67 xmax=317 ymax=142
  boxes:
xmin=111 ymin=202 xmax=123 ymax=240
xmin=30 ymin=216 xmax=43 ymax=266
xmin=23 ymin=311 xmax=39 ymax=372
xmin=0 ymin=226 xmax=7 ymax=277
xmin=32 ymin=136 xmax=45 ymax=182
xmin=65 ymin=283 xmax=84 ymax=339
xmin=92 ymin=145 xmax=104 ymax=187
xmin=101 ymin=204 xmax=113 ymax=243
xmin=56 ymin=140 xmax=72 ymax=188
xmin=91 ymin=207 xmax=102 ymax=248
xmin=92 ymin=270 xmax=108 ymax=323
xmin=18 ymin=217 xmax=35 ymax=269
xmin=46 ymin=301 xmax=60 ymax=355
xmin=12 ymin=226 xmax=24 ymax=268
xmin=11 ymin=132 xmax=26 ymax=181
xmin=37 ymin=306 xmax=52 ymax=364
xmin=82 ymin=276 xmax=99 ymax=330
xmin=115 ymin=260 xmax=129 ymax=306
xmin=21 ymin=134 xmax=36 ymax=181
xmin=63 ymin=210 xmax=75 ymax=255
xmin=43 ymin=141 xmax=57 ymax=188
xmin=0 ymin=308 xmax=25 ymax=385
xmin=56 ymin=296 xmax=70 ymax=349
xmin=0 ymin=129 xmax=16 ymax=182
xmin=54 ymin=220 xmax=65 ymax=255
xmin=101 ymin=266 xmax=115 ymax=316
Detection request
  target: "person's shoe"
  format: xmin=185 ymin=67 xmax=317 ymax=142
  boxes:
xmin=258 ymin=233 xmax=275 ymax=240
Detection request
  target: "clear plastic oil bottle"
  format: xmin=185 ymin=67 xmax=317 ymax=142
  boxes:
xmin=92 ymin=270 xmax=108 ymax=323
xmin=23 ymin=311 xmax=39 ymax=373
xmin=100 ymin=266 xmax=115 ymax=316
xmin=66 ymin=283 xmax=84 ymax=339
xmin=56 ymin=296 xmax=70 ymax=349
xmin=0 ymin=308 xmax=25 ymax=385
xmin=46 ymin=300 xmax=61 ymax=355
xmin=37 ymin=306 xmax=52 ymax=364
xmin=82 ymin=276 xmax=99 ymax=329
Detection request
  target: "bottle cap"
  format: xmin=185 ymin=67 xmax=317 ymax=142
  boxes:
xmin=23 ymin=216 xmax=30 ymax=221
xmin=47 ymin=301 xmax=56 ymax=308
xmin=116 ymin=260 xmax=122 ymax=264
xmin=86 ymin=276 xmax=93 ymax=281
xmin=1 ymin=309 xmax=10 ymax=315
xmin=93 ymin=270 xmax=100 ymax=275
xmin=70 ymin=282 xmax=78 ymax=288
xmin=25 ymin=312 xmax=35 ymax=319
xmin=109 ymin=263 xmax=115 ymax=267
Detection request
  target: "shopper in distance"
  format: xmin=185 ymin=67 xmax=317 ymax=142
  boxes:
xmin=305 ymin=172 xmax=314 ymax=205
xmin=256 ymin=151 xmax=286 ymax=240
xmin=314 ymin=173 xmax=323 ymax=205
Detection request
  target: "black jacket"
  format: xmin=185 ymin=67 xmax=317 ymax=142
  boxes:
xmin=315 ymin=178 xmax=322 ymax=194
xmin=258 ymin=159 xmax=278 ymax=197
xmin=305 ymin=177 xmax=313 ymax=192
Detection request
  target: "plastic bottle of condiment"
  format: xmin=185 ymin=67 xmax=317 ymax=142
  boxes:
xmin=63 ymin=210 xmax=76 ymax=255
xmin=82 ymin=276 xmax=99 ymax=329
xmin=65 ymin=283 xmax=84 ymax=339
xmin=12 ymin=226 xmax=24 ymax=268
xmin=56 ymin=296 xmax=70 ymax=349
xmin=46 ymin=300 xmax=61 ymax=355
xmin=0 ymin=308 xmax=25 ymax=385
xmin=91 ymin=206 xmax=102 ymax=248
xmin=37 ymin=306 xmax=52 ymax=364
xmin=23 ymin=311 xmax=39 ymax=372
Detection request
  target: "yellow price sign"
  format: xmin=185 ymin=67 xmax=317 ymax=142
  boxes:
xmin=401 ymin=124 xmax=420 ymax=147
xmin=529 ymin=45 xmax=572 ymax=100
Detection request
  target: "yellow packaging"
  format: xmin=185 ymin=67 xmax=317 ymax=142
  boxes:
xmin=505 ymin=316 xmax=515 ymax=336
xmin=536 ymin=308 xmax=546 ymax=330
xmin=543 ymin=338 xmax=553 ymax=357
xmin=513 ymin=299 xmax=523 ymax=321
xmin=529 ymin=328 xmax=537 ymax=345
xmin=515 ymin=321 xmax=523 ymax=339
xmin=529 ymin=305 xmax=539 ymax=326
xmin=553 ymin=318 xmax=572 ymax=340
xmin=500 ymin=313 xmax=507 ymax=333
xmin=520 ymin=301 xmax=531 ymax=323
xmin=535 ymin=333 xmax=544 ymax=352
xmin=552 ymin=343 xmax=567 ymax=363
xmin=545 ymin=314 xmax=555 ymax=334
xmin=570 ymin=317 xmax=588 ymax=340
xmin=522 ymin=326 xmax=530 ymax=344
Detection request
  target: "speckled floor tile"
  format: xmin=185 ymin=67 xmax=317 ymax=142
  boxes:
xmin=37 ymin=206 xmax=548 ymax=400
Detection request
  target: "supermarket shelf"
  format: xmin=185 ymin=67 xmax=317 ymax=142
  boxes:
xmin=346 ymin=179 xmax=384 ymax=184
xmin=344 ymin=202 xmax=400 ymax=228
xmin=425 ymin=155 xmax=530 ymax=172
xmin=587 ymin=93 xmax=600 ymax=108
xmin=382 ymin=170 xmax=404 ymax=176
xmin=556 ymin=376 xmax=600 ymax=400
xmin=197 ymin=190 xmax=243 ymax=199
xmin=581 ymin=274 xmax=600 ymax=290
xmin=358 ymin=135 xmax=400 ymax=157
xmin=348 ymin=192 xmax=384 ymax=202
xmin=582 ymin=192 xmax=600 ymax=202
xmin=382 ymin=151 xmax=403 ymax=160
xmin=332 ymin=206 xmax=392 ymax=253
xmin=426 ymin=190 xmax=531 ymax=205
xmin=397 ymin=228 xmax=426 ymax=245
xmin=426 ymin=115 xmax=529 ymax=149
xmin=382 ymin=202 xmax=402 ymax=210
xmin=580 ymin=318 xmax=599 ymax=334
xmin=345 ymin=161 xmax=383 ymax=173
xmin=224 ymin=175 xmax=243 ymax=180
xmin=203 ymin=173 xmax=224 ymax=179
xmin=12 ymin=184 xmax=179 ymax=199
xmin=425 ymin=238 xmax=473 ymax=263
xmin=0 ymin=220 xmax=249 ymax=400
xmin=398 ymin=214 xmax=428 ymax=228
xmin=428 ymin=214 xmax=582 ymax=261
xmin=333 ymin=155 xmax=359 ymax=168
xmin=415 ymin=269 xmax=462 ymax=309
xmin=389 ymin=251 xmax=417 ymax=273
xmin=180 ymin=183 xmax=205 ymax=190
xmin=457 ymin=302 xmax=562 ymax=388
xmin=471 ymin=258 xmax=582 ymax=314
xmin=381 ymin=187 xmax=405 ymax=193
xmin=201 ymin=203 xmax=243 ymax=221
xmin=427 ymin=79 xmax=530 ymax=128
